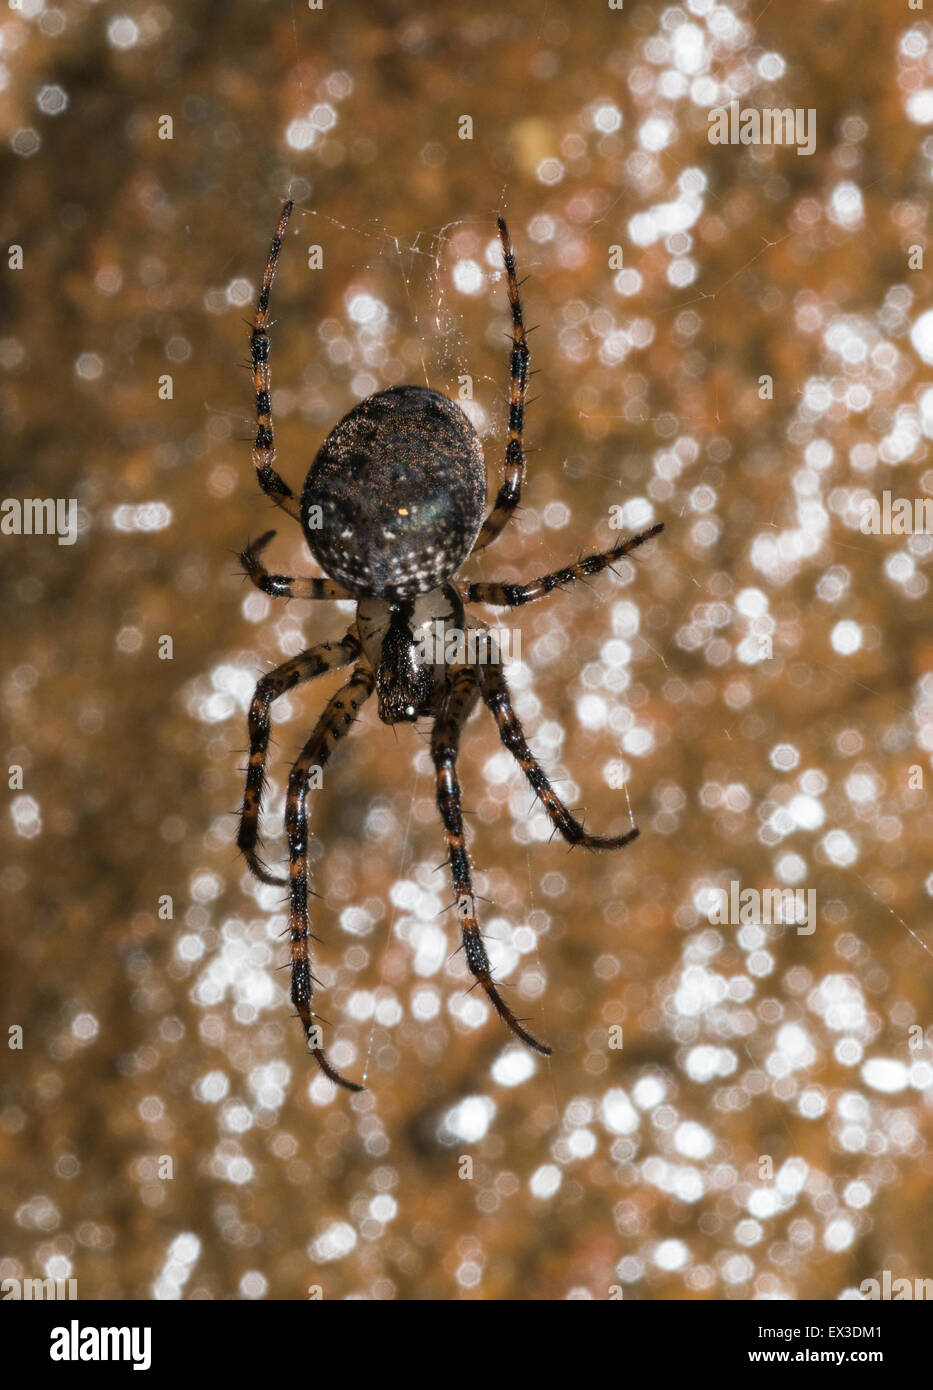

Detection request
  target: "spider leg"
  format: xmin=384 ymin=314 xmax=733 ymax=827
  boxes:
xmin=237 ymin=630 xmax=361 ymax=885
xmin=250 ymin=200 xmax=302 ymax=523
xmin=241 ymin=531 xmax=353 ymax=601
xmin=286 ymin=663 xmax=375 ymax=1092
xmin=467 ymin=523 xmax=664 ymax=607
xmin=476 ymin=660 xmax=639 ymax=851
xmin=431 ymin=667 xmax=551 ymax=1057
xmin=470 ymin=218 xmax=529 ymax=555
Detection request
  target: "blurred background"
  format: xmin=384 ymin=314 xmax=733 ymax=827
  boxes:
xmin=1 ymin=0 xmax=932 ymax=1301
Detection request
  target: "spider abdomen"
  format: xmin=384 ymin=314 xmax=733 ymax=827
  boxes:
xmin=301 ymin=384 xmax=486 ymax=601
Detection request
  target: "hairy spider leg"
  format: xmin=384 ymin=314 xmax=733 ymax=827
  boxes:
xmin=476 ymin=660 xmax=639 ymax=851
xmin=431 ymin=667 xmax=551 ymax=1056
xmin=251 ymin=200 xmax=303 ymax=523
xmin=285 ymin=664 xmax=375 ymax=1092
xmin=470 ymin=218 xmax=530 ymax=555
xmin=466 ymin=523 xmax=664 ymax=606
xmin=241 ymin=530 xmax=353 ymax=601
xmin=238 ymin=631 xmax=361 ymax=886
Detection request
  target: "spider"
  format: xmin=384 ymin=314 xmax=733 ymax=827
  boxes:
xmin=236 ymin=201 xmax=663 ymax=1091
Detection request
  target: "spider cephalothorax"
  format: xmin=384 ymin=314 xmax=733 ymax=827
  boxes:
xmin=357 ymin=584 xmax=466 ymax=724
xmin=237 ymin=201 xmax=663 ymax=1091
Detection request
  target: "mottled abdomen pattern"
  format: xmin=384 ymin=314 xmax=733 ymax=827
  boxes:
xmin=301 ymin=385 xmax=486 ymax=600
